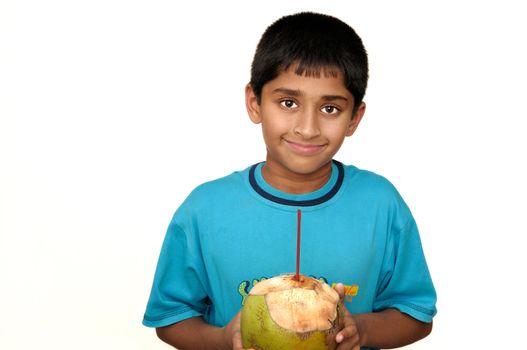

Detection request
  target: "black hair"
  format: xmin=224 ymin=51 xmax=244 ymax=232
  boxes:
xmin=250 ymin=12 xmax=369 ymax=112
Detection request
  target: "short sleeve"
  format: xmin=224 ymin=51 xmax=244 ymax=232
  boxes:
xmin=373 ymin=217 xmax=437 ymax=323
xmin=142 ymin=219 xmax=210 ymax=328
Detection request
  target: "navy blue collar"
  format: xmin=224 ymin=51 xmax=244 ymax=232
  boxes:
xmin=248 ymin=160 xmax=344 ymax=207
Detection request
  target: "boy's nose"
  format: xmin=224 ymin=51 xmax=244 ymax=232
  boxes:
xmin=294 ymin=109 xmax=321 ymax=139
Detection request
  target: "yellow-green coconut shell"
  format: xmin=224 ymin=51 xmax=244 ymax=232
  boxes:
xmin=241 ymin=274 xmax=340 ymax=350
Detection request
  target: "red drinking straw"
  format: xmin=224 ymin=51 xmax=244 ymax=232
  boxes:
xmin=294 ymin=208 xmax=301 ymax=281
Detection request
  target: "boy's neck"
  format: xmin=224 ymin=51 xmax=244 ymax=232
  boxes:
xmin=261 ymin=160 xmax=333 ymax=194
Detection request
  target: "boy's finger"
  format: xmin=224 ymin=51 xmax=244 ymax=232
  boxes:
xmin=333 ymin=282 xmax=346 ymax=299
xmin=336 ymin=336 xmax=361 ymax=350
xmin=336 ymin=326 xmax=360 ymax=349
xmin=232 ymin=329 xmax=243 ymax=350
xmin=336 ymin=327 xmax=351 ymax=343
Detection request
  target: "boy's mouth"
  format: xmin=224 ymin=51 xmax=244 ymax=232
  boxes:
xmin=284 ymin=140 xmax=326 ymax=155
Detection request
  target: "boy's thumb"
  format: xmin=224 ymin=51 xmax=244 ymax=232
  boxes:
xmin=333 ymin=283 xmax=346 ymax=300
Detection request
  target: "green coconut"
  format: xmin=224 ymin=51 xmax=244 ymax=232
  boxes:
xmin=241 ymin=274 xmax=340 ymax=350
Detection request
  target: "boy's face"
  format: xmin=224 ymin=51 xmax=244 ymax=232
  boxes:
xmin=246 ymin=67 xmax=365 ymax=182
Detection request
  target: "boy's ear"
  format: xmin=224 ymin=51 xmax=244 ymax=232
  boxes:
xmin=245 ymin=84 xmax=262 ymax=124
xmin=346 ymin=102 xmax=366 ymax=137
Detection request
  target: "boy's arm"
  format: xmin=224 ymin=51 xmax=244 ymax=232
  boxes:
xmin=156 ymin=312 xmax=245 ymax=350
xmin=342 ymin=308 xmax=432 ymax=348
xmin=334 ymin=284 xmax=433 ymax=349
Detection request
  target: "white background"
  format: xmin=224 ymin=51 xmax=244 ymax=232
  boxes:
xmin=1 ymin=0 xmax=526 ymax=349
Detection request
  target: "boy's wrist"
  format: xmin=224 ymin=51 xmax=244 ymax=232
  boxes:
xmin=353 ymin=314 xmax=368 ymax=347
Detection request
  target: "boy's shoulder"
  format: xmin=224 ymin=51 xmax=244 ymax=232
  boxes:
xmin=343 ymin=163 xmax=399 ymax=194
xmin=182 ymin=164 xmax=252 ymax=205
xmin=342 ymin=163 xmax=410 ymax=212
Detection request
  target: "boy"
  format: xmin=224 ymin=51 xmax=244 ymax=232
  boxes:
xmin=143 ymin=12 xmax=437 ymax=350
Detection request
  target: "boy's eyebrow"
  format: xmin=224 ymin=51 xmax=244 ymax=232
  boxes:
xmin=322 ymin=95 xmax=349 ymax=102
xmin=272 ymin=88 xmax=349 ymax=102
xmin=272 ymin=88 xmax=301 ymax=96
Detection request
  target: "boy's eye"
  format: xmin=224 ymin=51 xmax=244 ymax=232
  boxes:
xmin=321 ymin=105 xmax=339 ymax=115
xmin=280 ymin=99 xmax=297 ymax=109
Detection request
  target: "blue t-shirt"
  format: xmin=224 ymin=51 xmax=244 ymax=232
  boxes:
xmin=143 ymin=161 xmax=437 ymax=342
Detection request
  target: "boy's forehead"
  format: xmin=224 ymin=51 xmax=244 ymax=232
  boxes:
xmin=266 ymin=66 xmax=349 ymax=95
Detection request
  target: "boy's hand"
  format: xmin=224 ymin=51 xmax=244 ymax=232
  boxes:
xmin=334 ymin=283 xmax=361 ymax=350
xmin=224 ymin=311 xmax=255 ymax=350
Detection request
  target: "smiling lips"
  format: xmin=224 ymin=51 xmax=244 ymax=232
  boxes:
xmin=284 ymin=140 xmax=327 ymax=155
